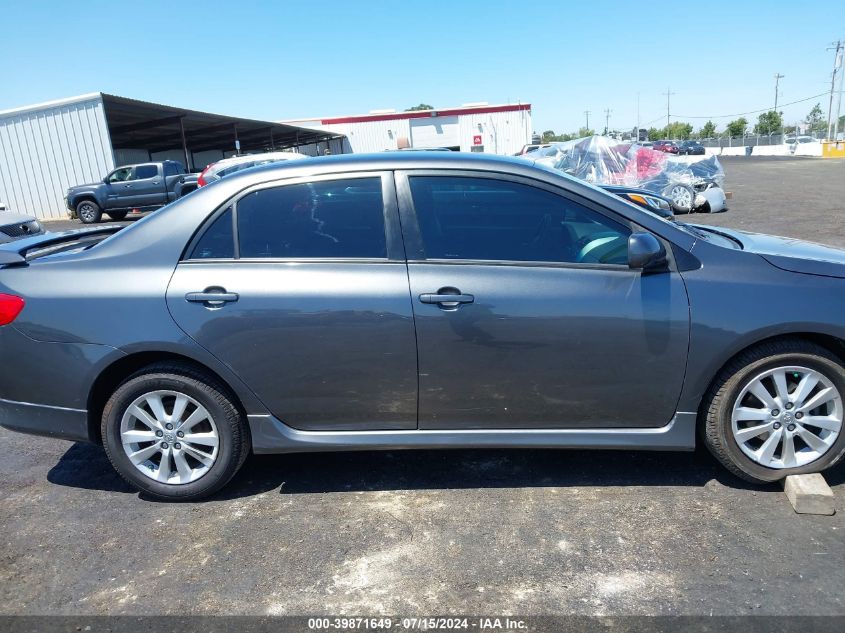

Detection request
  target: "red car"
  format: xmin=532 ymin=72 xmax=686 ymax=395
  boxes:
xmin=652 ymin=140 xmax=680 ymax=154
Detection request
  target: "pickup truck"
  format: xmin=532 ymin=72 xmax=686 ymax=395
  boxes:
xmin=66 ymin=160 xmax=199 ymax=223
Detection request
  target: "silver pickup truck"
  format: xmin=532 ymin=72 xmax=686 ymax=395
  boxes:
xmin=65 ymin=160 xmax=199 ymax=223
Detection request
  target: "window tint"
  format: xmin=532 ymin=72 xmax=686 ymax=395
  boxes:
xmin=237 ymin=178 xmax=387 ymax=259
xmin=408 ymin=176 xmax=631 ymax=265
xmin=134 ymin=165 xmax=158 ymax=179
xmin=190 ymin=207 xmax=234 ymax=259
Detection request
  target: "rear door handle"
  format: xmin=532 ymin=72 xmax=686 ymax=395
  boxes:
xmin=185 ymin=288 xmax=239 ymax=306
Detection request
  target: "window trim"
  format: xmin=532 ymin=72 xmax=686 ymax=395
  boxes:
xmin=181 ymin=171 xmax=402 ymax=263
xmin=395 ymin=169 xmax=638 ymax=268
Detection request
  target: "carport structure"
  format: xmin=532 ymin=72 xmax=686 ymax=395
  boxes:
xmin=102 ymin=94 xmax=345 ymax=171
xmin=0 ymin=92 xmax=346 ymax=220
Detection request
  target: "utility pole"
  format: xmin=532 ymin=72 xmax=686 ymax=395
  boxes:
xmin=662 ymin=88 xmax=675 ymax=133
xmin=604 ymin=108 xmax=612 ymax=135
xmin=636 ymin=93 xmax=641 ymax=140
xmin=773 ymin=73 xmax=784 ymax=138
xmin=827 ymin=40 xmax=843 ymax=140
xmin=584 ymin=110 xmax=591 ymax=132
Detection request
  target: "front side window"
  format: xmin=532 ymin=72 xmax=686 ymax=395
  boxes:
xmin=133 ymin=165 xmax=158 ymax=180
xmin=408 ymin=176 xmax=631 ymax=265
xmin=108 ymin=167 xmax=132 ymax=183
xmin=237 ymin=177 xmax=387 ymax=259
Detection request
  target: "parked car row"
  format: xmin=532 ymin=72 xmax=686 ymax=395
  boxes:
xmin=653 ymin=140 xmax=705 ymax=155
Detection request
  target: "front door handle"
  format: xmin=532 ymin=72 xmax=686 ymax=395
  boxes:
xmin=185 ymin=287 xmax=239 ymax=307
xmin=419 ymin=288 xmax=474 ymax=308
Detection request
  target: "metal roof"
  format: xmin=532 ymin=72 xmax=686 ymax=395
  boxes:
xmin=100 ymin=93 xmax=342 ymax=154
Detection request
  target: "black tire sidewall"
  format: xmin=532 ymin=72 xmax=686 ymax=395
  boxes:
xmin=107 ymin=211 xmax=128 ymax=220
xmin=713 ymin=351 xmax=845 ymax=482
xmin=102 ymin=373 xmax=242 ymax=501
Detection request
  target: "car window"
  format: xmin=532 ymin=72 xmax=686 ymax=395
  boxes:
xmin=408 ymin=176 xmax=631 ymax=265
xmin=189 ymin=207 xmax=234 ymax=259
xmin=236 ymin=177 xmax=387 ymax=259
xmin=133 ymin=165 xmax=158 ymax=180
xmin=163 ymin=162 xmax=181 ymax=177
xmin=108 ymin=167 xmax=133 ymax=183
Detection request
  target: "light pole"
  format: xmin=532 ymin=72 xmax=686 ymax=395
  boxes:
xmin=662 ymin=88 xmax=675 ymax=135
xmin=774 ymin=73 xmax=784 ymax=139
xmin=584 ymin=110 xmax=591 ymax=133
xmin=827 ymin=40 xmax=843 ymax=140
xmin=604 ymin=109 xmax=612 ymax=135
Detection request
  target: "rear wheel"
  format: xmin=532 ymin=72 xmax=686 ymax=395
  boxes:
xmin=76 ymin=200 xmax=102 ymax=224
xmin=101 ymin=363 xmax=250 ymax=501
xmin=107 ymin=210 xmax=128 ymax=221
xmin=702 ymin=339 xmax=845 ymax=483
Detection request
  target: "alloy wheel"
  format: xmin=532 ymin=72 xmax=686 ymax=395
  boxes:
xmin=120 ymin=390 xmax=220 ymax=484
xmin=78 ymin=203 xmax=97 ymax=222
xmin=731 ymin=366 xmax=842 ymax=469
xmin=666 ymin=185 xmax=693 ymax=211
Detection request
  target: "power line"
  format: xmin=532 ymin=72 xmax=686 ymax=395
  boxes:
xmin=673 ymin=92 xmax=828 ymax=119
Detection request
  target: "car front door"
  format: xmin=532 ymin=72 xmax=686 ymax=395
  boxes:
xmin=396 ymin=171 xmax=690 ymax=430
xmin=166 ymin=172 xmax=418 ymax=431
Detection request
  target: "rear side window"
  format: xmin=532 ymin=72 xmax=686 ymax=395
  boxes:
xmin=236 ymin=178 xmax=387 ymax=259
xmin=134 ymin=165 xmax=158 ymax=179
xmin=190 ymin=207 xmax=234 ymax=259
xmin=164 ymin=162 xmax=182 ymax=176
xmin=408 ymin=176 xmax=631 ymax=265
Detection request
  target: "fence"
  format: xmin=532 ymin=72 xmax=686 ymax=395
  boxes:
xmin=698 ymin=131 xmax=827 ymax=148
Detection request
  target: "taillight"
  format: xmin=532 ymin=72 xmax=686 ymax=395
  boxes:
xmin=0 ymin=294 xmax=25 ymax=326
xmin=197 ymin=167 xmax=210 ymax=187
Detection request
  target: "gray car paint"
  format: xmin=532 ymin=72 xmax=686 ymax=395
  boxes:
xmin=1 ymin=153 xmax=844 ymax=456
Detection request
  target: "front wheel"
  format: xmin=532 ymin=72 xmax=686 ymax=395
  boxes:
xmin=702 ymin=339 xmax=845 ymax=483
xmin=662 ymin=183 xmax=695 ymax=213
xmin=101 ymin=363 xmax=250 ymax=501
xmin=76 ymin=200 xmax=102 ymax=224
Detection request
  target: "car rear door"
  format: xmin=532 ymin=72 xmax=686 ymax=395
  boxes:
xmin=396 ymin=170 xmax=690 ymax=430
xmin=129 ymin=164 xmax=168 ymax=207
xmin=166 ymin=172 xmax=418 ymax=431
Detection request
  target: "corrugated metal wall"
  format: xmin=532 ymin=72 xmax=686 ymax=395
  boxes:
xmin=0 ymin=95 xmax=114 ymax=220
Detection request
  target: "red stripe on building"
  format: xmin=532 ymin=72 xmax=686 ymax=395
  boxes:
xmin=318 ymin=103 xmax=531 ymax=125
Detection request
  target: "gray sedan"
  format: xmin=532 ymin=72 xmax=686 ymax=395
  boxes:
xmin=1 ymin=153 xmax=843 ymax=501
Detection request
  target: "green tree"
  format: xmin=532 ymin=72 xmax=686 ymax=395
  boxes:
xmin=699 ymin=120 xmax=717 ymax=139
xmin=663 ymin=122 xmax=693 ymax=140
xmin=806 ymin=103 xmax=825 ymax=134
xmin=725 ymin=117 xmax=749 ymax=138
xmin=754 ymin=110 xmax=783 ymax=135
xmin=405 ymin=103 xmax=433 ymax=112
xmin=647 ymin=127 xmax=661 ymax=141
xmin=576 ymin=127 xmax=594 ymax=137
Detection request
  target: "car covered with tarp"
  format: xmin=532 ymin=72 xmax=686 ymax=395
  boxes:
xmin=521 ymin=136 xmax=727 ymax=214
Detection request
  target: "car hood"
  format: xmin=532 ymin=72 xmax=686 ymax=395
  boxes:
xmin=0 ymin=212 xmax=38 ymax=224
xmin=697 ymin=225 xmax=845 ymax=279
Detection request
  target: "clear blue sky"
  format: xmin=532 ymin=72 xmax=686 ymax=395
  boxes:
xmin=1 ymin=0 xmax=842 ymax=133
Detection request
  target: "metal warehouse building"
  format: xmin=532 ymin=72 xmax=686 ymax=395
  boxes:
xmin=286 ymin=103 xmax=532 ymax=155
xmin=0 ymin=93 xmax=347 ymax=220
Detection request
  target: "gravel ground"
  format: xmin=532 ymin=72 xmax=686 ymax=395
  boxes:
xmin=5 ymin=157 xmax=845 ymax=618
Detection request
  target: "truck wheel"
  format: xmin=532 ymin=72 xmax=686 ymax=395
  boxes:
xmin=77 ymin=200 xmax=102 ymax=224
xmin=107 ymin=211 xmax=128 ymax=221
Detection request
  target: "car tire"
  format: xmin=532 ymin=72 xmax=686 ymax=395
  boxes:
xmin=76 ymin=200 xmax=102 ymax=224
xmin=107 ymin=211 xmax=128 ymax=221
xmin=662 ymin=184 xmax=695 ymax=213
xmin=101 ymin=362 xmax=250 ymax=501
xmin=702 ymin=338 xmax=845 ymax=483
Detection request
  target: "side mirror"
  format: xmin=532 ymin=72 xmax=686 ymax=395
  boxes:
xmin=628 ymin=232 xmax=667 ymax=272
